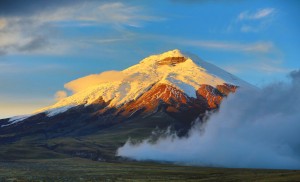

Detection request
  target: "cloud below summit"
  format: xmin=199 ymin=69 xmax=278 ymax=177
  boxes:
xmin=118 ymin=70 xmax=300 ymax=170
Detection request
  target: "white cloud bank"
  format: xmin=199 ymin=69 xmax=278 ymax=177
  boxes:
xmin=117 ymin=70 xmax=300 ymax=170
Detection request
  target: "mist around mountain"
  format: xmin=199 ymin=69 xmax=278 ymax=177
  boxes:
xmin=118 ymin=70 xmax=300 ymax=170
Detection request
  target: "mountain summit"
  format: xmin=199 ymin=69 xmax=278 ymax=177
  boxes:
xmin=0 ymin=50 xmax=253 ymax=160
xmin=36 ymin=49 xmax=252 ymax=117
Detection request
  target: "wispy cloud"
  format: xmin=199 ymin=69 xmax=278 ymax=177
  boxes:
xmin=184 ymin=39 xmax=288 ymax=76
xmin=238 ymin=8 xmax=275 ymax=20
xmin=227 ymin=8 xmax=276 ymax=33
xmin=94 ymin=38 xmax=131 ymax=44
xmin=33 ymin=2 xmax=162 ymax=27
xmin=0 ymin=2 xmax=162 ymax=56
xmin=55 ymin=90 xmax=68 ymax=101
xmin=171 ymin=38 xmax=275 ymax=53
xmin=258 ymin=61 xmax=290 ymax=73
xmin=224 ymin=61 xmax=290 ymax=75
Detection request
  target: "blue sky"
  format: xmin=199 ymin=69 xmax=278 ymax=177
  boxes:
xmin=0 ymin=0 xmax=299 ymax=118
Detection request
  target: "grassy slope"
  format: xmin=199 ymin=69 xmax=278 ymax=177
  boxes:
xmin=0 ymin=112 xmax=177 ymax=160
xmin=0 ymin=158 xmax=300 ymax=181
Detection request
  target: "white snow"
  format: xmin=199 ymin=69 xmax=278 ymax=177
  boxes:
xmin=1 ymin=115 xmax=31 ymax=127
xmin=2 ymin=106 xmax=73 ymax=127
xmin=37 ymin=49 xmax=254 ymax=114
xmin=45 ymin=105 xmax=74 ymax=117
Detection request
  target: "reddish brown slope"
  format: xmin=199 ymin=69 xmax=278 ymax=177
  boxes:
xmin=113 ymin=83 xmax=237 ymax=121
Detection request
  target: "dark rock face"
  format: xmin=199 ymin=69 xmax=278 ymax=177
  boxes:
xmin=196 ymin=84 xmax=237 ymax=109
xmin=157 ymin=57 xmax=187 ymax=66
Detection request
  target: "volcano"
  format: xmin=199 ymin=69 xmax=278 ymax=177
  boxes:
xmin=0 ymin=49 xmax=253 ymax=160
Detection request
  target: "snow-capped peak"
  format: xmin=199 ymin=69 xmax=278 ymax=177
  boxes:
xmin=36 ymin=49 xmax=253 ymax=114
xmin=139 ymin=49 xmax=187 ymax=65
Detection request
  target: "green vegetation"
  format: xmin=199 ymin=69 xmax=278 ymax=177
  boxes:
xmin=0 ymin=158 xmax=299 ymax=181
xmin=0 ymin=113 xmax=177 ymax=161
